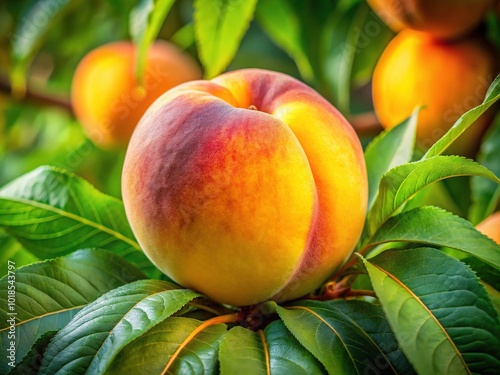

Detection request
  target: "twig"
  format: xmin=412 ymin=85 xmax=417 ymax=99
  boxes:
xmin=0 ymin=76 xmax=73 ymax=114
xmin=349 ymin=111 xmax=383 ymax=137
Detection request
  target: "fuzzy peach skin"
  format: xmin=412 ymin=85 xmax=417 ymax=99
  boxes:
xmin=373 ymin=30 xmax=495 ymax=154
xmin=477 ymin=212 xmax=500 ymax=244
xmin=367 ymin=0 xmax=494 ymax=40
xmin=122 ymin=69 xmax=368 ymax=306
xmin=71 ymin=41 xmax=201 ymax=148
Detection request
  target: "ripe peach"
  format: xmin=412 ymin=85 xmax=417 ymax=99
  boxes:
xmin=367 ymin=0 xmax=494 ymax=40
xmin=71 ymin=41 xmax=201 ymax=148
xmin=372 ymin=30 xmax=495 ymax=153
xmin=122 ymin=69 xmax=368 ymax=306
xmin=477 ymin=212 xmax=500 ymax=244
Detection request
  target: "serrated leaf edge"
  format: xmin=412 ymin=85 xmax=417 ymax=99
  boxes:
xmin=89 ymin=289 xmax=201 ymax=373
xmin=367 ymin=156 xmax=500 ymax=237
xmin=278 ymin=305 xmax=356 ymax=373
xmin=360 ymin=256 xmax=470 ymax=374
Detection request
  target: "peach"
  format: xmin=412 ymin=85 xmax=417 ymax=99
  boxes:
xmin=122 ymin=69 xmax=368 ymax=306
xmin=71 ymin=41 xmax=201 ymax=148
xmin=477 ymin=212 xmax=500 ymax=244
xmin=372 ymin=30 xmax=495 ymax=154
xmin=367 ymin=0 xmax=494 ymax=40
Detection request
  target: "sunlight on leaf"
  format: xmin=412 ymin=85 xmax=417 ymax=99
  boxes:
xmin=256 ymin=0 xmax=313 ymax=82
xmin=194 ymin=0 xmax=258 ymax=78
xmin=130 ymin=0 xmax=176 ymax=81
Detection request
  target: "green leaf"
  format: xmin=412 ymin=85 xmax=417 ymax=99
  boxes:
xmin=364 ymin=109 xmax=419 ymax=209
xmin=107 ymin=316 xmax=228 ymax=375
xmin=275 ymin=300 xmax=399 ymax=374
xmin=462 ymin=257 xmax=500 ymax=290
xmin=10 ymin=0 xmax=75 ymax=95
xmin=462 ymin=259 xmax=500 ymax=315
xmin=256 ymin=0 xmax=313 ymax=82
xmin=0 ymin=231 xmax=39 ymax=277
xmin=130 ymin=0 xmax=176 ymax=80
xmin=194 ymin=0 xmax=258 ymax=78
xmin=4 ymin=247 xmax=39 ymax=274
xmin=368 ymin=206 xmax=500 ymax=271
xmin=0 ymin=249 xmax=145 ymax=373
xmin=40 ymin=280 xmax=198 ymax=375
xmin=218 ymin=313 xmax=325 ymax=375
xmin=170 ymin=22 xmax=195 ymax=50
xmin=366 ymin=156 xmax=500 ymax=237
xmin=0 ymin=166 xmax=157 ymax=276
xmin=219 ymin=326 xmax=269 ymax=374
xmin=7 ymin=331 xmax=57 ymax=375
xmin=264 ymin=320 xmax=325 ymax=375
xmin=0 ymin=230 xmax=25 ymax=274
xmin=362 ymin=248 xmax=500 ymax=375
xmin=483 ymin=283 xmax=500 ymax=317
xmin=324 ymin=300 xmax=415 ymax=375
xmin=350 ymin=10 xmax=394 ymax=87
xmin=423 ymin=74 xmax=500 ymax=159
xmin=469 ymin=114 xmax=500 ymax=224
xmin=322 ymin=1 xmax=371 ymax=113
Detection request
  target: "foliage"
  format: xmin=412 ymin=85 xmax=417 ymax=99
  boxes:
xmin=0 ymin=0 xmax=499 ymax=374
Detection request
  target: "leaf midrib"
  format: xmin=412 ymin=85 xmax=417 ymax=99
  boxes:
xmin=327 ymin=305 xmax=398 ymax=374
xmin=0 ymin=305 xmax=85 ymax=333
xmin=257 ymin=329 xmax=271 ymax=375
xmin=287 ymin=306 xmax=360 ymax=374
xmin=369 ymin=167 xmax=497 ymax=239
xmin=370 ymin=262 xmax=471 ymax=375
xmin=89 ymin=288 xmax=194 ymax=373
xmin=0 ymin=197 xmax=140 ymax=251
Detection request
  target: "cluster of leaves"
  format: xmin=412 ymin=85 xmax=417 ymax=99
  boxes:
xmin=1 ymin=74 xmax=500 ymax=375
xmin=1 ymin=0 xmax=500 ymax=374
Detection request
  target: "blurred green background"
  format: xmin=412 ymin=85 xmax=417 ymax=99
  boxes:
xmin=0 ymin=0 xmax=399 ymax=198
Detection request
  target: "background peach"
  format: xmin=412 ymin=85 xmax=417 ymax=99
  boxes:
xmin=477 ymin=212 xmax=500 ymax=244
xmin=71 ymin=41 xmax=201 ymax=148
xmin=372 ymin=30 xmax=495 ymax=154
xmin=367 ymin=0 xmax=494 ymax=40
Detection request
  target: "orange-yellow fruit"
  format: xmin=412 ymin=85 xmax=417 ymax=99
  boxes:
xmin=122 ymin=69 xmax=368 ymax=306
xmin=373 ymin=30 xmax=495 ymax=153
xmin=367 ymin=0 xmax=494 ymax=40
xmin=477 ymin=212 xmax=500 ymax=244
xmin=71 ymin=41 xmax=201 ymax=148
